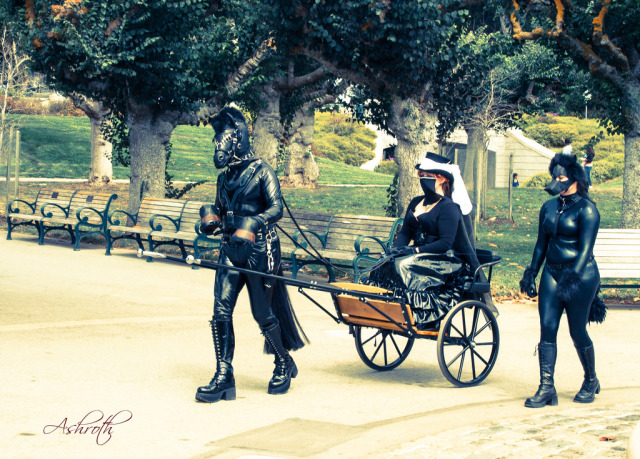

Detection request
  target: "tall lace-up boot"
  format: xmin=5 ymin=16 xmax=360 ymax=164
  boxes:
xmin=525 ymin=341 xmax=558 ymax=408
xmin=574 ymin=344 xmax=600 ymax=403
xmin=195 ymin=319 xmax=236 ymax=402
xmin=262 ymin=323 xmax=298 ymax=395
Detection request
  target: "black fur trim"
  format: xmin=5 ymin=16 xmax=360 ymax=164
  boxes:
xmin=555 ymin=270 xmax=581 ymax=302
xmin=588 ymin=288 xmax=607 ymax=324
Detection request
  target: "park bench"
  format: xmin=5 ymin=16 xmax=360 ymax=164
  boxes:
xmin=107 ymin=197 xmax=188 ymax=255
xmin=39 ymin=190 xmax=118 ymax=250
xmin=6 ymin=188 xmax=77 ymax=241
xmin=593 ymin=228 xmax=640 ymax=290
xmin=277 ymin=211 xmax=403 ymax=282
xmin=107 ymin=197 xmax=220 ymax=259
xmin=147 ymin=199 xmax=221 ymax=261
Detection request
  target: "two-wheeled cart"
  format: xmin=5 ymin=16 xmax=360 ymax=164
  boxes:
xmin=141 ymin=247 xmax=501 ymax=387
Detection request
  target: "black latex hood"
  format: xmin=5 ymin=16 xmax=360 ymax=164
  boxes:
xmin=210 ymin=107 xmax=252 ymax=168
xmin=547 ymin=153 xmax=589 ymax=197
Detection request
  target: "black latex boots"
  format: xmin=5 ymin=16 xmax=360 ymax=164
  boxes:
xmin=262 ymin=323 xmax=298 ymax=395
xmin=574 ymin=344 xmax=600 ymax=403
xmin=196 ymin=319 xmax=236 ymax=403
xmin=525 ymin=341 xmax=558 ymax=408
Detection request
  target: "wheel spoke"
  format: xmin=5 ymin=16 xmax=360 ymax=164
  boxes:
xmin=446 ymin=345 xmax=468 ymax=369
xmin=449 ymin=323 xmax=465 ymax=338
xmin=461 ymin=307 xmax=468 ymax=337
xmin=470 ymin=347 xmax=490 ymax=366
xmin=383 ymin=335 xmax=388 ymax=365
xmin=362 ymin=329 xmax=383 ymax=346
xmin=471 ymin=306 xmax=480 ymax=337
xmin=456 ymin=348 xmax=467 ymax=380
xmin=472 ymin=319 xmax=492 ymax=338
xmin=370 ymin=334 xmax=385 ymax=361
xmin=388 ymin=334 xmax=403 ymax=356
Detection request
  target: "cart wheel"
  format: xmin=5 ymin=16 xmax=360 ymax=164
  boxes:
xmin=354 ymin=326 xmax=415 ymax=371
xmin=437 ymin=300 xmax=499 ymax=387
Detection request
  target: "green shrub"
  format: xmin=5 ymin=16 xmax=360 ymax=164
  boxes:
xmin=313 ymin=111 xmax=376 ymax=167
xmin=547 ymin=124 xmax=579 ymax=148
xmin=523 ymin=124 xmax=552 ymax=146
xmin=591 ymin=160 xmax=624 ymax=184
xmin=536 ymin=114 xmax=560 ymax=124
xmin=375 ymin=160 xmax=398 ymax=175
xmin=524 ymin=172 xmax=549 ymax=188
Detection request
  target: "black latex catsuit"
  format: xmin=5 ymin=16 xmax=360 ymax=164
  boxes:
xmin=529 ymin=194 xmax=600 ymax=347
xmin=214 ymin=158 xmax=283 ymax=327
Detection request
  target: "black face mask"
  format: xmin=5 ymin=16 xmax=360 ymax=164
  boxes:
xmin=544 ymin=164 xmax=575 ymax=196
xmin=420 ymin=177 xmax=440 ymax=203
xmin=213 ymin=129 xmax=237 ymax=169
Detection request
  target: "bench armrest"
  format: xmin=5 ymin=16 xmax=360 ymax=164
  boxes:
xmin=7 ymin=198 xmax=35 ymax=214
xmin=292 ymin=229 xmax=327 ymax=250
xmin=149 ymin=213 xmax=180 ymax=231
xmin=109 ymin=209 xmax=137 ymax=225
xmin=40 ymin=202 xmax=69 ymax=217
xmin=354 ymin=235 xmax=389 ymax=256
xmin=75 ymin=206 xmax=106 ymax=223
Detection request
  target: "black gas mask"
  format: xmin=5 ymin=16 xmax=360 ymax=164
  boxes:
xmin=213 ymin=128 xmax=239 ymax=169
xmin=420 ymin=177 xmax=440 ymax=203
xmin=545 ymin=164 xmax=574 ymax=196
xmin=210 ymin=107 xmax=252 ymax=169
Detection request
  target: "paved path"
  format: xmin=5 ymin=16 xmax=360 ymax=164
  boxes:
xmin=1 ymin=232 xmax=639 ymax=458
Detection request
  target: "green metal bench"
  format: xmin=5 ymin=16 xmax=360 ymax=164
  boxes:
xmin=39 ymin=190 xmax=118 ymax=250
xmin=147 ymin=199 xmax=221 ymax=263
xmin=278 ymin=211 xmax=403 ymax=282
xmin=6 ymin=188 xmax=77 ymax=241
xmin=107 ymin=197 xmax=188 ymax=255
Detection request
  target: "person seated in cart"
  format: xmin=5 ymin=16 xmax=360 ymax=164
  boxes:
xmin=388 ymin=152 xmax=473 ymax=258
xmin=363 ymin=153 xmax=477 ymax=329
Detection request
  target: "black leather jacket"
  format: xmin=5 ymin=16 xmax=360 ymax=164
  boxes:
xmin=214 ymin=158 xmax=283 ymax=235
xmin=529 ymin=194 xmax=600 ymax=275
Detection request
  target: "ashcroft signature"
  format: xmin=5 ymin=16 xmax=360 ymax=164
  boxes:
xmin=43 ymin=410 xmax=133 ymax=445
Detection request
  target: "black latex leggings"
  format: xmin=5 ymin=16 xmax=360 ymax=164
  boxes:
xmin=538 ymin=260 xmax=600 ymax=348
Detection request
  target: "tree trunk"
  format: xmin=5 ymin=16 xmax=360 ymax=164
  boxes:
xmin=463 ymin=126 xmax=483 ymax=193
xmin=69 ymin=95 xmax=113 ymax=187
xmin=252 ymin=84 xmax=282 ymax=169
xmin=387 ymin=97 xmax=438 ymax=217
xmin=620 ymin=79 xmax=640 ymax=228
xmin=88 ymin=114 xmax=113 ymax=187
xmin=280 ymin=103 xmax=319 ymax=188
xmin=127 ymin=102 xmax=175 ymax=215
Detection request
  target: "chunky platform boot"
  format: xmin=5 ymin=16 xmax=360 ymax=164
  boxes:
xmin=196 ymin=319 xmax=236 ymax=403
xmin=525 ymin=341 xmax=558 ymax=408
xmin=574 ymin=344 xmax=600 ymax=403
xmin=262 ymin=323 xmax=298 ymax=395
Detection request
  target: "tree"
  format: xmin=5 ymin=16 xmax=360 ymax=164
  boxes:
xmin=68 ymin=93 xmax=112 ymax=187
xmin=248 ymin=59 xmax=329 ymax=185
xmin=509 ymin=0 xmax=640 ymax=227
xmin=288 ymin=1 xmax=475 ymax=216
xmin=0 ymin=25 xmax=29 ymax=182
xmin=16 ymin=0 xmax=278 ymax=214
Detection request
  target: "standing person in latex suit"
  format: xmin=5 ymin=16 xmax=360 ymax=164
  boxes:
xmin=196 ymin=107 xmax=307 ymax=403
xmin=520 ymin=153 xmax=601 ymax=408
xmin=389 ymin=153 xmax=473 ymax=258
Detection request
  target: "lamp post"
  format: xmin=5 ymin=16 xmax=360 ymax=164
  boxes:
xmin=584 ymin=90 xmax=592 ymax=119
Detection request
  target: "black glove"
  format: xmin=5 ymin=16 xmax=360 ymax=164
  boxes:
xmin=388 ymin=246 xmax=417 ymax=258
xmin=199 ymin=204 xmax=221 ymax=235
xmin=519 ymin=266 xmax=538 ymax=298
